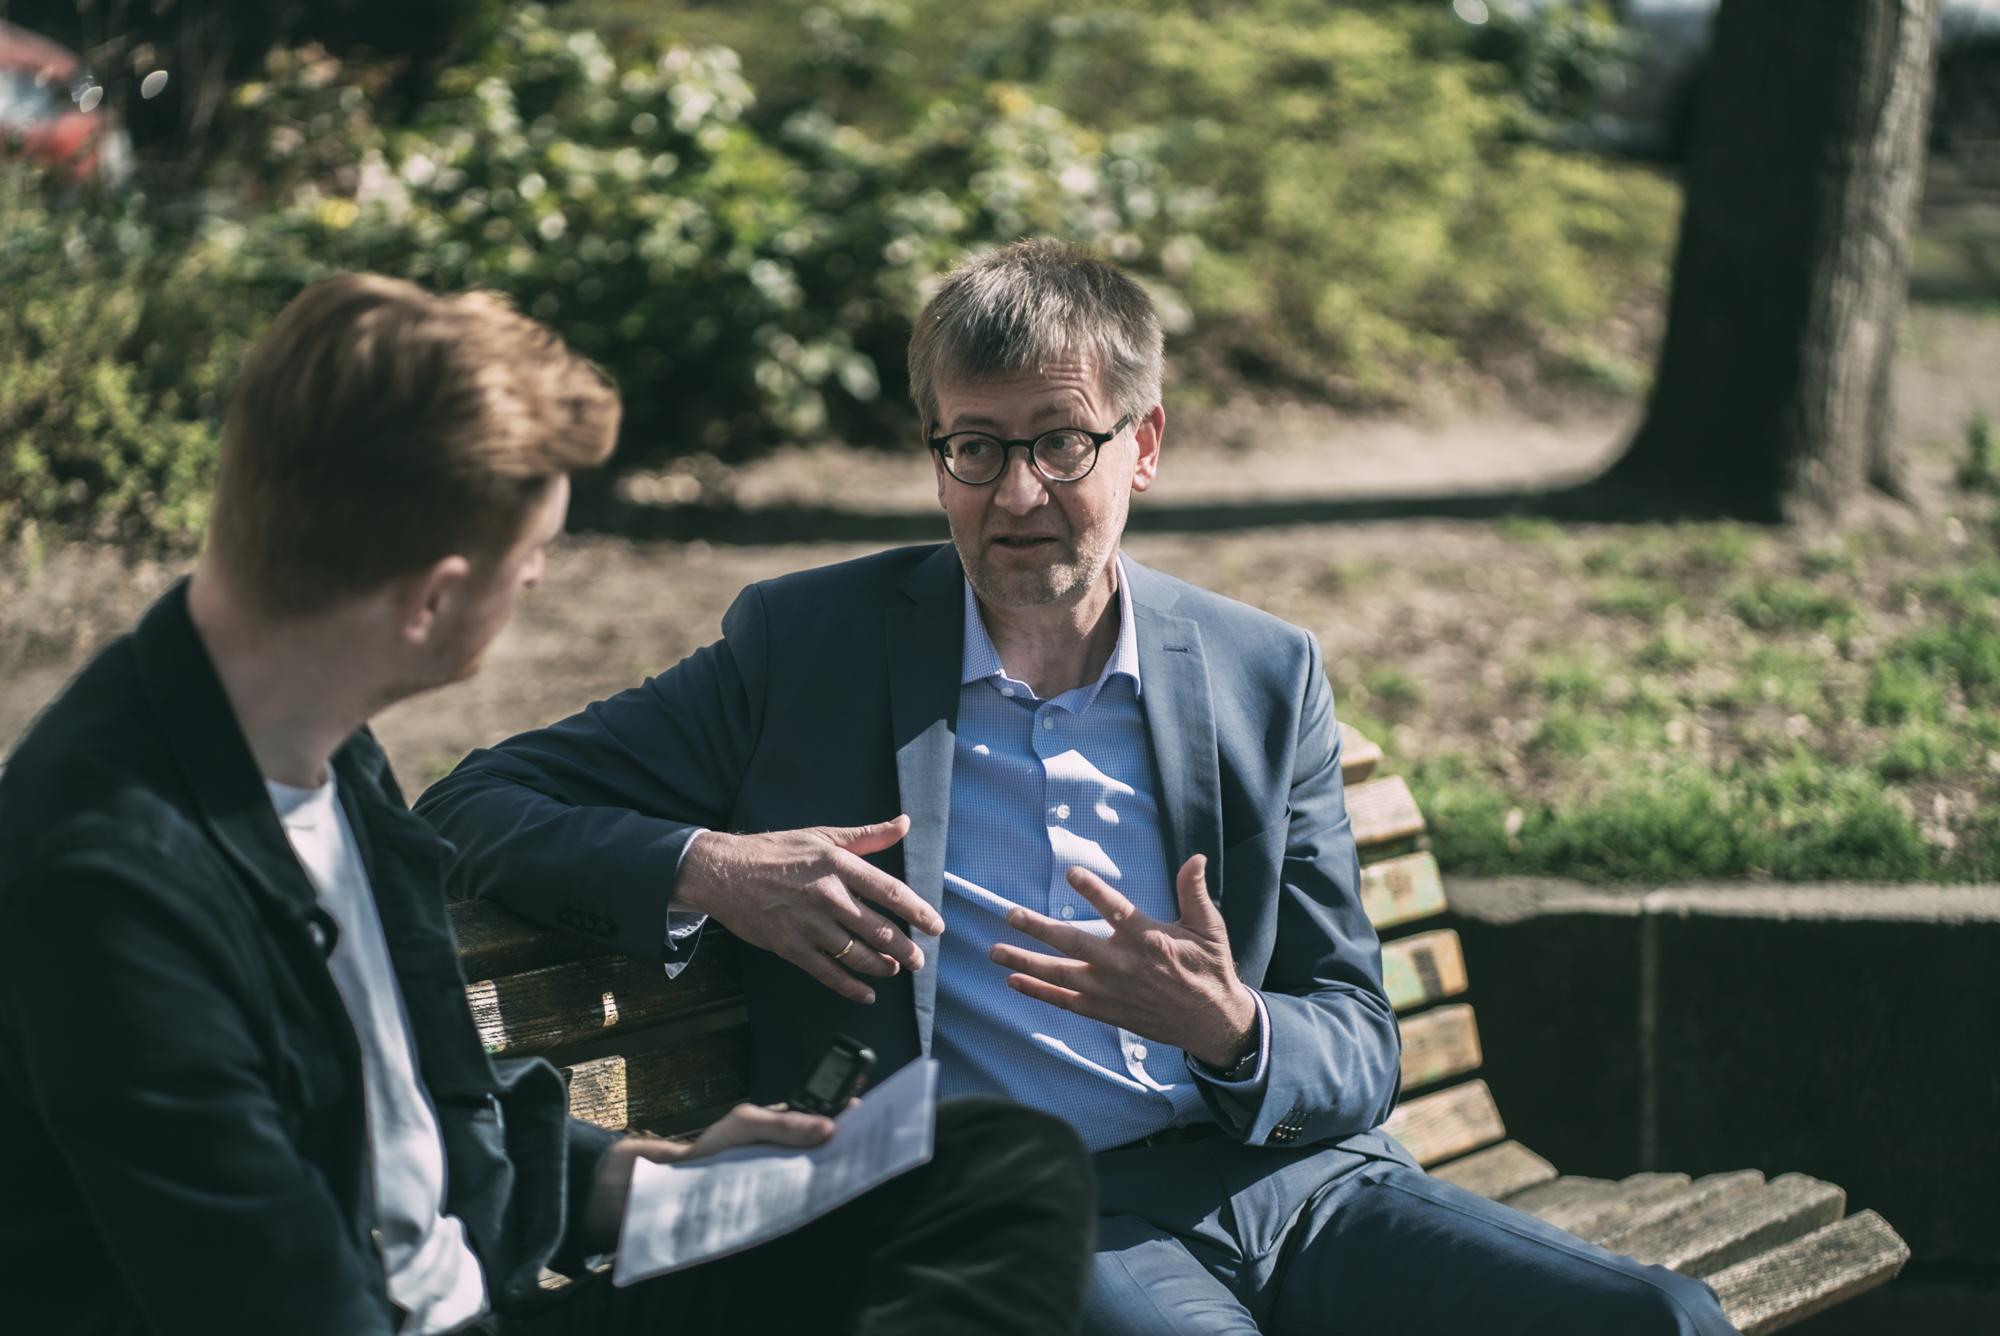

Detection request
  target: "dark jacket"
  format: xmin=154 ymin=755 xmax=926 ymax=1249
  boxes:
xmin=0 ymin=583 xmax=619 ymax=1336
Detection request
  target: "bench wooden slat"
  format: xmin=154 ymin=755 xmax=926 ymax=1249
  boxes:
xmin=1348 ymin=776 xmax=1426 ymax=851
xmin=1506 ymin=1172 xmax=1690 ymax=1236
xmin=450 ymin=898 xmax=605 ymax=980
xmin=1382 ymin=1080 xmax=1504 ymax=1166
xmin=1396 ymin=1003 xmax=1482 ymax=1089
xmin=1359 ymin=852 xmax=1446 ymax=931
xmin=1428 ymin=1141 xmax=1556 ymax=1200
xmin=1338 ymin=722 xmax=1381 ymax=786
xmin=1585 ymin=1169 xmax=1766 ymax=1248
xmin=1615 ymin=1174 xmax=1847 ymax=1279
xmin=562 ymin=1027 xmax=754 ymax=1133
xmin=1706 ymin=1210 xmax=1909 ymax=1335
xmin=1380 ymin=928 xmax=1466 ymax=1012
xmin=466 ymin=941 xmax=743 ymax=1059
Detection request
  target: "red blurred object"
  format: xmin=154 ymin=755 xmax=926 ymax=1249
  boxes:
xmin=0 ymin=19 xmax=121 ymax=183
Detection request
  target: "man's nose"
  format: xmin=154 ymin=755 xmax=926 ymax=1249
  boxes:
xmin=993 ymin=453 xmax=1049 ymax=513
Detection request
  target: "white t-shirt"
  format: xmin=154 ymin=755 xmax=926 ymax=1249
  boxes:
xmin=268 ymin=773 xmax=490 ymax=1335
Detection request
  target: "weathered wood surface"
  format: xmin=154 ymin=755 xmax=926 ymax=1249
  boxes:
xmin=1348 ymin=776 xmax=1426 ymax=851
xmin=1358 ymin=852 xmax=1446 ymax=931
xmin=1505 ymin=1172 xmax=1689 ymax=1237
xmin=1616 ymin=1174 xmax=1846 ymax=1279
xmin=1338 ymin=722 xmax=1381 ymax=786
xmin=563 ymin=1055 xmax=629 ymax=1127
xmin=1380 ymin=928 xmax=1466 ymax=1012
xmin=1396 ymin=1004 xmax=1482 ymax=1090
xmin=451 ymin=897 xmax=606 ymax=980
xmin=1382 ymin=1080 xmax=1504 ymax=1167
xmin=464 ymin=938 xmax=743 ymax=1059
xmin=1428 ymin=1141 xmax=1556 ymax=1200
xmin=1588 ymin=1169 xmax=1767 ymax=1249
xmin=563 ymin=1028 xmax=754 ymax=1133
xmin=1706 ymin=1210 xmax=1908 ymax=1334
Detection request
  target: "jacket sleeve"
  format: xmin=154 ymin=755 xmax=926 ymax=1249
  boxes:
xmin=0 ymin=848 xmax=395 ymax=1336
xmin=416 ymin=585 xmax=772 ymax=965
xmin=1197 ymin=632 xmax=1404 ymax=1147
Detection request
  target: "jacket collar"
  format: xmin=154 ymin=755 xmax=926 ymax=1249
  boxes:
xmin=131 ymin=581 xmax=323 ymax=923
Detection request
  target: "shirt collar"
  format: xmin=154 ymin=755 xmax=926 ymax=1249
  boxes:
xmin=961 ymin=553 xmax=1141 ymax=697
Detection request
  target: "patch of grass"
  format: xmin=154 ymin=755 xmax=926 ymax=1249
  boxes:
xmin=1729 ymin=577 xmax=1858 ymax=632
xmin=1590 ymin=575 xmax=1678 ymax=621
xmin=1635 ymin=622 xmax=1701 ymax=670
xmin=1415 ymin=756 xmax=1959 ymax=883
xmin=1679 ymin=523 xmax=1755 ymax=573
xmin=1526 ymin=654 xmax=1604 ymax=706
xmin=1362 ymin=669 xmax=1423 ymax=711
xmin=1873 ymin=722 xmax=1969 ymax=782
xmin=1494 ymin=515 xmax=1570 ymax=551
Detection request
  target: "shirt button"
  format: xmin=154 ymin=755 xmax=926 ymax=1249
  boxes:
xmin=1060 ymin=905 xmax=1075 ymax=920
xmin=1042 ymin=716 xmax=1055 ymax=731
xmin=1132 ymin=1044 xmax=1148 ymax=1061
xmin=1000 ymin=687 xmax=1014 ymax=697
xmin=1055 ymin=804 xmax=1070 ymax=820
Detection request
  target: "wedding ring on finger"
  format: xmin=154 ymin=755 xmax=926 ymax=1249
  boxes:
xmin=828 ymin=935 xmax=855 ymax=962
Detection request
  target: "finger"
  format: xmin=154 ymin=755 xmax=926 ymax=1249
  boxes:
xmin=825 ymin=814 xmax=912 ymax=857
xmin=815 ymin=919 xmax=900 ymax=980
xmin=1003 ymin=904 xmax=1106 ymax=961
xmin=1007 ymin=972 xmax=1090 ymax=1013
xmin=692 ymin=1103 xmax=836 ymax=1158
xmin=1174 ymin=853 xmax=1219 ymax=929
xmin=989 ymin=941 xmax=1091 ymax=987
xmin=788 ymin=939 xmax=879 ymax=1005
xmin=830 ymin=847 xmax=947 ymax=939
xmin=830 ymin=897 xmax=925 ymax=974
xmin=1065 ymin=866 xmax=1145 ymax=929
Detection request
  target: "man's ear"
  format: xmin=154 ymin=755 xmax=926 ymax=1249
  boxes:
xmin=395 ymin=554 xmax=475 ymax=647
xmin=1130 ymin=405 xmax=1166 ymax=493
xmin=927 ymin=429 xmax=953 ymax=507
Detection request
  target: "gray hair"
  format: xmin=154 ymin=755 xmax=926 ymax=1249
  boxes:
xmin=907 ymin=240 xmax=1164 ymax=431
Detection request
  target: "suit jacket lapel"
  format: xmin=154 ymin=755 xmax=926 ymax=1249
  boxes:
xmin=1128 ymin=563 xmax=1225 ymax=905
xmin=884 ymin=544 xmax=965 ymax=1055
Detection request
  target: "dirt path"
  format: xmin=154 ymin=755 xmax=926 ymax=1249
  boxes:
xmin=4 ymin=304 xmax=1995 ymax=794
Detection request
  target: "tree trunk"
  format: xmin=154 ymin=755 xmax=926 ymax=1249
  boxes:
xmin=1593 ymin=0 xmax=1938 ymax=522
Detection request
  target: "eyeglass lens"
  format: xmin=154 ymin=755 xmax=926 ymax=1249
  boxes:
xmin=939 ymin=429 xmax=1099 ymax=484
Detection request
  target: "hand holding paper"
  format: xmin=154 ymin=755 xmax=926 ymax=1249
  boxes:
xmin=612 ymin=1058 xmax=940 ymax=1285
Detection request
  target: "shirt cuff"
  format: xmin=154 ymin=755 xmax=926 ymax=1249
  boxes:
xmin=1186 ymin=989 xmax=1271 ymax=1090
xmin=662 ymin=829 xmax=712 ymax=977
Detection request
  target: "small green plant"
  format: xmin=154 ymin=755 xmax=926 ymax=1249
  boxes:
xmin=1590 ymin=575 xmax=1677 ymax=621
xmin=1729 ymin=577 xmax=1856 ymax=632
xmin=1957 ymin=410 xmax=1997 ymax=493
xmin=1636 ymin=623 xmax=1700 ymax=670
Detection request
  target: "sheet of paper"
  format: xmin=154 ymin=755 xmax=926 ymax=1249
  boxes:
xmin=612 ymin=1057 xmax=938 ymax=1286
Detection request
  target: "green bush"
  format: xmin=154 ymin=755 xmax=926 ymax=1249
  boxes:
xmin=3 ymin=0 xmax=1681 ymax=546
xmin=0 ymin=174 xmax=258 ymax=549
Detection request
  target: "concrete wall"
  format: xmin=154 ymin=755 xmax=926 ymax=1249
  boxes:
xmin=1439 ymin=879 xmax=2000 ymax=1267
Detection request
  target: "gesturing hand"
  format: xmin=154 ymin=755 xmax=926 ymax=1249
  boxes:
xmin=673 ymin=816 xmax=946 ymax=1004
xmin=579 ymin=1102 xmax=839 ymax=1249
xmin=988 ymin=854 xmax=1259 ymax=1071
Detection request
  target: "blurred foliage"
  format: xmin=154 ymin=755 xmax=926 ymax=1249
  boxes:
xmin=2 ymin=0 xmax=1679 ymax=548
xmin=0 ymin=174 xmax=246 ymax=548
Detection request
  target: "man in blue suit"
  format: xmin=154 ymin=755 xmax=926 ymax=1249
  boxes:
xmin=419 ymin=241 xmax=1735 ymax=1334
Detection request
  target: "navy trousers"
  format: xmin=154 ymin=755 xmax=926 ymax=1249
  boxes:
xmin=1086 ymin=1136 xmax=1737 ymax=1335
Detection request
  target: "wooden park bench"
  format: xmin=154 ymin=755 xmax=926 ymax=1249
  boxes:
xmin=447 ymin=724 xmax=1909 ymax=1331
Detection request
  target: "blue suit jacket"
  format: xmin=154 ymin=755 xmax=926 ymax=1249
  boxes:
xmin=419 ymin=543 xmax=1406 ymax=1150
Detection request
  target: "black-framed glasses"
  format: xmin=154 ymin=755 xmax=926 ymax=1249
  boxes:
xmin=928 ymin=413 xmax=1135 ymax=486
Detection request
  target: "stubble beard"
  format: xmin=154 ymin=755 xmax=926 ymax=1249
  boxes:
xmin=952 ymin=495 xmax=1127 ymax=611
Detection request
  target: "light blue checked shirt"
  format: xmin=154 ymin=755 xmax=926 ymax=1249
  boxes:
xmin=934 ymin=557 xmax=1270 ymax=1151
